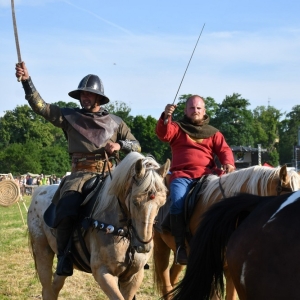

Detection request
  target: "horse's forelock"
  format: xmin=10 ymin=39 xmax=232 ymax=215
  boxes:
xmin=93 ymin=153 xmax=165 ymax=216
xmin=132 ymin=169 xmax=167 ymax=196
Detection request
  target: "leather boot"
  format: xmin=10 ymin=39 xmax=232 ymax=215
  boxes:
xmin=56 ymin=216 xmax=74 ymax=276
xmin=170 ymin=214 xmax=188 ymax=265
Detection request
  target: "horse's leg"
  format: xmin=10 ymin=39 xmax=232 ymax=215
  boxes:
xmin=169 ymin=259 xmax=185 ymax=286
xmin=93 ymin=268 xmax=125 ymax=300
xmin=153 ymin=232 xmax=174 ymax=298
xmin=52 ymin=273 xmax=67 ymax=298
xmin=31 ymin=235 xmax=60 ymax=300
xmin=118 ymin=268 xmax=144 ymax=300
xmin=224 ymin=267 xmax=237 ymax=300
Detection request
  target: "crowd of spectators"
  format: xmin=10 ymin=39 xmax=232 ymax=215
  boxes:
xmin=0 ymin=173 xmax=65 ymax=196
xmin=20 ymin=174 xmax=63 ymax=196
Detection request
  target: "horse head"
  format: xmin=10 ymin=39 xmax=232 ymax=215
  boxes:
xmin=271 ymin=165 xmax=300 ymax=195
xmin=127 ymin=158 xmax=170 ymax=253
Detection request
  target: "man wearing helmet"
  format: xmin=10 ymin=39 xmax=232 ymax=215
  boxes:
xmin=15 ymin=62 xmax=141 ymax=276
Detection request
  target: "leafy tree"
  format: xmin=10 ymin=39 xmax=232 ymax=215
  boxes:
xmin=204 ymin=96 xmax=219 ymax=121
xmin=252 ymin=105 xmax=282 ymax=166
xmin=131 ymin=115 xmax=171 ymax=164
xmin=0 ymin=142 xmax=42 ymax=174
xmin=40 ymin=145 xmax=71 ymax=177
xmin=0 ymin=105 xmax=54 ymax=148
xmin=278 ymin=105 xmax=300 ymax=165
xmin=213 ymin=93 xmax=255 ymax=147
xmin=252 ymin=106 xmax=282 ymax=147
xmin=104 ymin=101 xmax=134 ymax=128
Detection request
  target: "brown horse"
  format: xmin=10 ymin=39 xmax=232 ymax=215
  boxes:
xmin=27 ymin=152 xmax=170 ymax=300
xmin=153 ymin=165 xmax=300 ymax=299
xmin=169 ymin=191 xmax=300 ymax=300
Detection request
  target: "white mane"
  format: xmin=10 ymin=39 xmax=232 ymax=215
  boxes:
xmin=92 ymin=152 xmax=166 ymax=218
xmin=201 ymin=166 xmax=300 ymax=206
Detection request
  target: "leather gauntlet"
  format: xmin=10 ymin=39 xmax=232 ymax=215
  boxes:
xmin=23 ymin=77 xmax=47 ymax=114
xmin=118 ymin=140 xmax=141 ymax=153
xmin=22 ymin=77 xmax=36 ymax=96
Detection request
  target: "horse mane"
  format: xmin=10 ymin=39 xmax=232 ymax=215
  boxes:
xmin=201 ymin=166 xmax=300 ymax=206
xmin=92 ymin=152 xmax=166 ymax=218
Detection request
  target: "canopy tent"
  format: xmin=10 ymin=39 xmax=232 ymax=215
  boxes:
xmin=21 ymin=173 xmax=51 ymax=178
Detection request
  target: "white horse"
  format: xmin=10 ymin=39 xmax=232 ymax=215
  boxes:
xmin=27 ymin=152 xmax=170 ymax=300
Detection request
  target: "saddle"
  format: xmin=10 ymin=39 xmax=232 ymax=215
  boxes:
xmin=155 ymin=175 xmax=210 ymax=241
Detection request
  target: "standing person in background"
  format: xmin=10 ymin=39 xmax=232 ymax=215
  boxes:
xmin=41 ymin=174 xmax=47 ymax=185
xmin=156 ymin=95 xmax=235 ymax=265
xmin=26 ymin=175 xmax=33 ymax=185
xmin=15 ymin=62 xmax=141 ymax=277
xmin=20 ymin=176 xmax=25 ymax=196
xmin=25 ymin=175 xmax=33 ymax=195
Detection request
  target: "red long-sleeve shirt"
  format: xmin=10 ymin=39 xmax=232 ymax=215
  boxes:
xmin=156 ymin=114 xmax=235 ymax=182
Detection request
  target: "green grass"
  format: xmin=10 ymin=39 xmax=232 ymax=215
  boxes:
xmin=0 ymin=196 xmax=162 ymax=299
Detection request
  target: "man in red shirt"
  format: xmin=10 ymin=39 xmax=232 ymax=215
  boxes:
xmin=156 ymin=95 xmax=235 ymax=265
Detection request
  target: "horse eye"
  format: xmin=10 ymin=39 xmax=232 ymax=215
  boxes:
xmin=132 ymin=199 xmax=139 ymax=206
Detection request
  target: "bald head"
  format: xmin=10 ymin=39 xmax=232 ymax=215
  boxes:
xmin=184 ymin=95 xmax=206 ymax=124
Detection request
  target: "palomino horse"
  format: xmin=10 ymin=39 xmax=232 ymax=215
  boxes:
xmin=153 ymin=165 xmax=300 ymax=299
xmin=170 ymin=191 xmax=300 ymax=300
xmin=27 ymin=152 xmax=170 ymax=300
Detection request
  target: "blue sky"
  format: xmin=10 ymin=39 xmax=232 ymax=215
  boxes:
xmin=1 ymin=0 xmax=299 ymax=118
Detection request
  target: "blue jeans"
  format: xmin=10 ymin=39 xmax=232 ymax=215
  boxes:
xmin=170 ymin=177 xmax=194 ymax=215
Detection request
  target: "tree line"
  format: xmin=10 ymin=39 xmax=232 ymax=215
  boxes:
xmin=0 ymin=93 xmax=299 ymax=177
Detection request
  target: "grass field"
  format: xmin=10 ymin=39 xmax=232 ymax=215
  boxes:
xmin=0 ymin=195 xmax=165 ymax=300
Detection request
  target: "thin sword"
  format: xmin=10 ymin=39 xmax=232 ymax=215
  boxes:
xmin=164 ymin=23 xmax=205 ymax=124
xmin=11 ymin=0 xmax=22 ymax=82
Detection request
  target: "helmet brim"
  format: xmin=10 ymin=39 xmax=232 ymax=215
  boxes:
xmin=68 ymin=88 xmax=110 ymax=105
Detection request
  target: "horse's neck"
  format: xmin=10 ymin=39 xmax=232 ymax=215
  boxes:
xmin=93 ymin=197 xmax=128 ymax=227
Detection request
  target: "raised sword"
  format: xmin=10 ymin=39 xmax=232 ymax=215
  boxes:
xmin=11 ymin=0 xmax=22 ymax=82
xmin=164 ymin=23 xmax=205 ymax=124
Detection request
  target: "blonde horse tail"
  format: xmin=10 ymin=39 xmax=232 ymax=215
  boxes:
xmin=153 ymin=230 xmax=171 ymax=297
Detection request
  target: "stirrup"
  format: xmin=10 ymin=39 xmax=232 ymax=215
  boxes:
xmin=56 ymin=254 xmax=73 ymax=276
xmin=175 ymin=245 xmax=188 ymax=265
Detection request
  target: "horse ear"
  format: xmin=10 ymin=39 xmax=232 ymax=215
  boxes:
xmin=135 ymin=159 xmax=145 ymax=178
xmin=279 ymin=164 xmax=288 ymax=183
xmin=156 ymin=159 xmax=171 ymax=178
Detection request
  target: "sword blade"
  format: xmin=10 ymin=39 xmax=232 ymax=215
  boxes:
xmin=11 ymin=0 xmax=22 ymax=63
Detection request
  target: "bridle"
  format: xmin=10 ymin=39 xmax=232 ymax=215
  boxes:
xmin=120 ymin=171 xmax=158 ymax=245
xmin=276 ymin=179 xmax=294 ymax=196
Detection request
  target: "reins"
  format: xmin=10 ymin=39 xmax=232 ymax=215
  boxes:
xmin=123 ymin=172 xmax=155 ymax=245
xmin=86 ymin=164 xmax=155 ymax=246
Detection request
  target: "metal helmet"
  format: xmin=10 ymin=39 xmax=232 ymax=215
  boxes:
xmin=68 ymin=74 xmax=110 ymax=104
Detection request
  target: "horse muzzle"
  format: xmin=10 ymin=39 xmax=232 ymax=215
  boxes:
xmin=133 ymin=243 xmax=152 ymax=253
